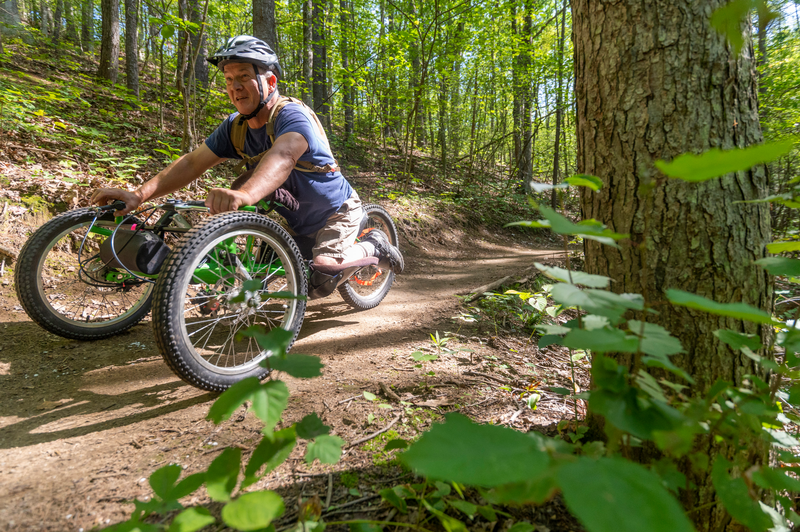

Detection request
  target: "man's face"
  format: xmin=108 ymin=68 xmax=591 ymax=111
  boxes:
xmin=223 ymin=62 xmax=262 ymax=115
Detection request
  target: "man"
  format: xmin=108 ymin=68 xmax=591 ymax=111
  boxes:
xmin=91 ymin=35 xmax=403 ymax=278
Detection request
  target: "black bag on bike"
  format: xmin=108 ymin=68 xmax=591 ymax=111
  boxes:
xmin=98 ymin=229 xmax=170 ymax=275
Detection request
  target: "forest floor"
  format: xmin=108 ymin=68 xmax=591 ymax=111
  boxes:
xmin=0 ymin=207 xmax=587 ymax=532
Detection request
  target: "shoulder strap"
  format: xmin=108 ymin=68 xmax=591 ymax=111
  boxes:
xmin=230 ymin=96 xmax=341 ymax=175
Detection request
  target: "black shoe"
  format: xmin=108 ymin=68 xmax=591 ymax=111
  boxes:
xmin=361 ymin=228 xmax=404 ymax=274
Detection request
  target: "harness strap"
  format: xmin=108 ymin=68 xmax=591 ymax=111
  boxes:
xmin=230 ymin=96 xmax=340 ymax=174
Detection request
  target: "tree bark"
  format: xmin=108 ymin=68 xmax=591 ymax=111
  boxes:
xmin=65 ymin=0 xmax=79 ymax=43
xmin=124 ymin=0 xmax=138 ymax=96
xmin=252 ymin=0 xmax=277 ymax=52
xmin=53 ymin=0 xmax=63 ymax=42
xmin=340 ymin=0 xmax=353 ymax=140
xmin=189 ymin=0 xmax=208 ymax=87
xmin=81 ymin=0 xmax=93 ymax=51
xmin=550 ymin=0 xmax=566 ymax=208
xmin=312 ymin=0 xmax=327 ymax=123
xmin=573 ymin=1 xmax=771 ymax=529
xmin=302 ymin=0 xmax=313 ymax=107
xmin=98 ymin=0 xmax=119 ymax=84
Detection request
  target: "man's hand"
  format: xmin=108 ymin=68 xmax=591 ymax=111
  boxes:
xmin=206 ymin=188 xmax=253 ymax=214
xmin=90 ymin=188 xmax=144 ymax=216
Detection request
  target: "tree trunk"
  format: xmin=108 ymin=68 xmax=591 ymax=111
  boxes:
xmin=53 ymin=0 xmax=63 ymax=42
xmin=252 ymin=0 xmax=277 ymax=51
xmin=550 ymin=0 xmax=566 ymax=208
xmin=312 ymin=0 xmax=327 ymax=124
xmin=573 ymin=1 xmax=771 ymax=530
xmin=124 ymin=0 xmax=138 ymax=96
xmin=302 ymin=0 xmax=313 ymax=107
xmin=40 ymin=0 xmax=52 ymax=36
xmin=81 ymin=0 xmax=93 ymax=51
xmin=340 ymin=0 xmax=353 ymax=140
xmin=98 ymin=0 xmax=119 ymax=84
xmin=189 ymin=0 xmax=208 ymax=87
xmin=65 ymin=0 xmax=79 ymax=43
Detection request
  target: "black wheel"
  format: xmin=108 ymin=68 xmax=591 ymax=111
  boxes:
xmin=152 ymin=212 xmax=307 ymax=392
xmin=338 ymin=204 xmax=398 ymax=310
xmin=14 ymin=208 xmax=154 ymax=340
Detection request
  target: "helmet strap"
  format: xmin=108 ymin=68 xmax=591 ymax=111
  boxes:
xmin=240 ymin=66 xmax=276 ymax=121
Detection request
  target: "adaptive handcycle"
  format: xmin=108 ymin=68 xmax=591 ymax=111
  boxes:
xmin=14 ymin=198 xmax=399 ymax=391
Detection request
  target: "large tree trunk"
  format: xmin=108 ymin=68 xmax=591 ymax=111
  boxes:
xmin=53 ymin=0 xmax=63 ymax=42
xmin=189 ymin=0 xmax=208 ymax=87
xmin=549 ymin=0 xmax=566 ymax=208
xmin=252 ymin=0 xmax=277 ymax=52
xmin=124 ymin=0 xmax=138 ymax=96
xmin=65 ymin=0 xmax=79 ymax=43
xmin=98 ymin=0 xmax=119 ymax=84
xmin=572 ymin=1 xmax=771 ymax=530
xmin=339 ymin=0 xmax=353 ymax=140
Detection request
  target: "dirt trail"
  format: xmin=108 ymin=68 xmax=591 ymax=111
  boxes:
xmin=0 ymin=231 xmax=565 ymax=532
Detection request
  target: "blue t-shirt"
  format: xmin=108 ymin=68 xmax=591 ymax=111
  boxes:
xmin=205 ymin=102 xmax=352 ymax=236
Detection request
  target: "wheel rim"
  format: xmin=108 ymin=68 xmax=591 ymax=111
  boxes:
xmin=346 ymin=213 xmax=396 ymax=297
xmin=178 ymin=228 xmax=303 ymax=375
xmin=35 ymin=221 xmax=153 ymax=328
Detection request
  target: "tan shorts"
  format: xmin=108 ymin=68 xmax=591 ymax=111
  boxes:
xmin=311 ymin=191 xmax=363 ymax=259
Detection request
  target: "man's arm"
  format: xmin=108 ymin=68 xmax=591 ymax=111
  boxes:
xmin=91 ymin=144 xmax=225 ymax=215
xmin=205 ymin=131 xmax=308 ymax=214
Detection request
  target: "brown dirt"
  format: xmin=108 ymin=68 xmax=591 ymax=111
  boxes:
xmin=0 ymin=211 xmax=586 ymax=532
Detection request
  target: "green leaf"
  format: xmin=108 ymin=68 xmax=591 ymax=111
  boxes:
xmin=168 ymin=507 xmax=216 ymax=532
xmin=655 ymin=139 xmax=795 ymax=182
xmin=269 ymin=354 xmax=323 ymax=378
xmin=558 ymin=457 xmax=694 ymax=532
xmin=380 ymin=487 xmax=408 ymax=513
xmin=412 ymin=351 xmax=439 ymax=362
xmin=752 ymin=466 xmax=800 ymax=492
xmin=161 ymin=25 xmax=175 ymax=39
xmin=766 ymin=241 xmax=800 ymax=254
xmin=447 ymin=499 xmax=477 ymax=518
xmin=384 ymin=439 xmax=409 ymax=451
xmin=243 ymin=428 xmax=296 ymax=489
xmin=401 ymin=414 xmax=551 ymax=486
xmin=363 ymin=391 xmax=376 ymax=401
xmin=534 ymin=263 xmax=611 ymax=288
xmin=714 ymin=329 xmax=763 ymax=351
xmin=205 ymin=448 xmax=241 ymax=502
xmin=485 ymin=474 xmax=558 ymax=505
xmin=562 ymin=328 xmax=639 ymax=353
xmin=221 ymin=491 xmax=284 ymax=531
xmin=506 ymin=524 xmax=535 ymax=532
xmin=207 ymin=377 xmax=261 ymax=424
xmin=551 ymin=284 xmax=643 ymax=323
xmin=712 ymin=458 xmax=772 ymax=532
xmin=755 ymin=257 xmax=800 ymax=277
xmin=296 ymin=413 xmax=330 ymax=439
xmin=149 ymin=464 xmax=181 ymax=499
xmin=628 ymin=321 xmax=684 ymax=357
xmin=240 ymin=326 xmax=295 ymax=355
xmin=250 ymin=380 xmax=290 ymax=434
xmin=349 ymin=524 xmax=383 ymax=532
xmin=422 ymin=498 xmax=468 ymax=532
xmin=306 ymin=434 xmax=345 ymax=464
xmin=170 ymin=473 xmax=205 ymax=500
xmin=666 ymin=289 xmax=775 ymax=324
xmin=564 ymin=174 xmax=603 ymax=191
xmin=709 ymin=0 xmax=753 ymax=54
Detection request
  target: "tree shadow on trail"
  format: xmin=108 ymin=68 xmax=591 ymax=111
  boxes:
xmin=0 ymin=320 xmax=215 ymax=450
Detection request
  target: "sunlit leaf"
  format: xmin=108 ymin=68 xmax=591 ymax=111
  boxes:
xmin=666 ymin=289 xmax=776 ymax=324
xmin=250 ymin=381 xmax=290 ymax=434
xmin=755 ymin=257 xmax=800 ymax=277
xmin=149 ymin=464 xmax=182 ymax=499
xmin=655 ymin=139 xmax=795 ymax=182
xmin=564 ymin=174 xmax=603 ymax=191
xmin=207 ymin=377 xmax=261 ymax=424
xmin=714 ymin=329 xmax=763 ymax=351
xmin=534 ymin=263 xmax=611 ymax=288
xmin=268 ymin=354 xmax=323 ymax=378
xmin=305 ymin=434 xmax=345 ymax=464
xmin=221 ymin=491 xmax=284 ymax=531
xmin=167 ymin=507 xmax=216 ymax=532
